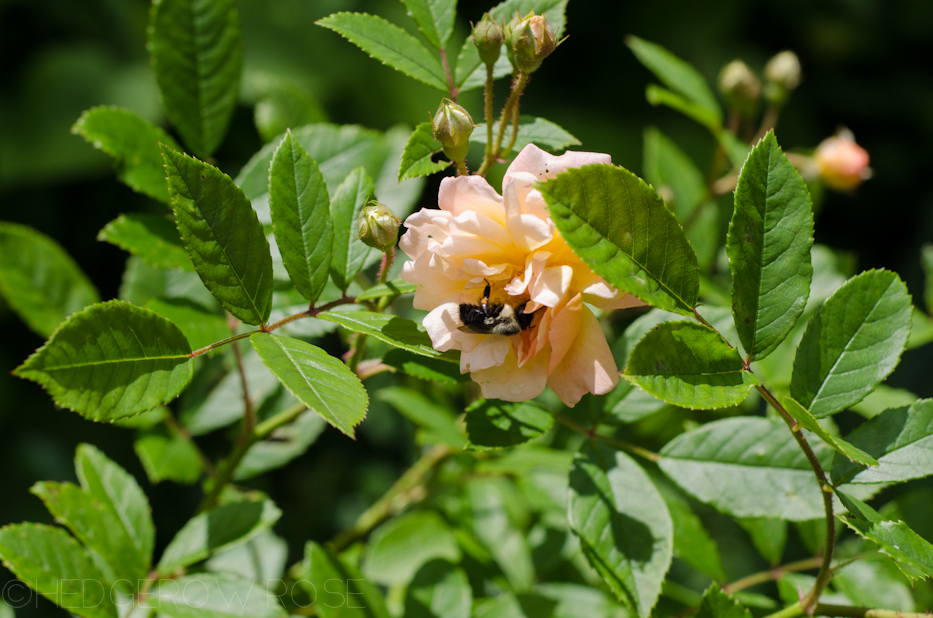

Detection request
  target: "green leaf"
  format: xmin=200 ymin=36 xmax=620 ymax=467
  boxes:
xmin=234 ymin=410 xmax=326 ymax=480
xmin=302 ymin=541 xmax=391 ymax=618
xmin=316 ymin=12 xmax=448 ymax=91
xmin=162 ymin=145 xmax=274 ymax=325
xmin=623 ymin=321 xmax=759 ymax=409
xmin=14 ymin=300 xmax=194 ymax=421
xmin=0 ymin=222 xmax=99 ymax=337
xmin=659 ymin=417 xmax=830 ymax=521
xmin=538 ymin=164 xmax=699 ymax=315
xmin=149 ymin=0 xmax=243 ymax=158
xmin=157 ymin=500 xmax=281 ymax=574
xmin=922 ymin=243 xmax=933 ymax=314
xmin=656 ymin=482 xmax=726 ymax=581
xmin=145 ymin=297 xmax=228 ymax=351
xmin=537 ymin=583 xmax=628 ymax=618
xmin=626 ymin=37 xmax=721 ymax=123
xmin=98 ymin=213 xmax=193 ymax=271
xmin=318 ymin=311 xmax=459 ymax=361
xmin=454 ymin=0 xmax=568 ymax=92
xmin=472 ymin=593 xmax=558 ymax=618
xmin=135 ymin=429 xmax=203 ymax=484
xmin=783 ymin=397 xmax=879 ymax=468
xmin=269 ymin=132 xmax=334 ymax=302
xmin=376 ymin=386 xmax=465 ymax=447
xmin=832 ymin=559 xmax=916 ymax=611
xmin=382 ymin=349 xmax=465 ymax=383
xmin=399 ymin=121 xmax=448 ymax=182
xmin=330 ymin=168 xmax=376 ymax=291
xmin=401 ymin=0 xmax=456 ymax=48
xmin=405 ymin=561 xmax=472 ymax=618
xmin=356 ymin=278 xmax=417 ymax=301
xmin=837 ymin=491 xmax=933 ymax=582
xmin=150 ymin=573 xmax=287 ymax=617
xmin=568 ymin=442 xmax=673 ymax=617
xmin=644 ymin=85 xmax=721 ymax=130
xmin=0 ymin=523 xmax=117 ymax=618
xmin=251 ymin=333 xmax=368 ymax=437
xmin=465 ymin=399 xmax=553 ymax=450
xmin=791 ymin=269 xmax=912 ymax=418
xmin=831 ymin=399 xmax=933 ymax=486
xmin=472 ymin=116 xmax=582 ymax=153
xmin=695 ymin=584 xmax=752 ymax=618
xmin=72 ymin=106 xmax=180 ymax=203
xmin=30 ymin=481 xmax=149 ymax=584
xmin=908 ymin=306 xmax=933 ymax=349
xmin=642 ymin=127 xmax=706 ymax=221
xmin=718 ymin=129 xmax=752 ymax=169
xmin=75 ymin=443 xmax=155 ymax=570
xmin=728 ymin=131 xmax=814 ymax=361
xmin=362 ymin=511 xmax=461 ymax=586
xmin=850 ymin=385 xmax=919 ymax=419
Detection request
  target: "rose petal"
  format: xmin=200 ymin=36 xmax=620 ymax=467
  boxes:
xmin=448 ymin=210 xmax=512 ymax=247
xmin=547 ymin=293 xmax=582 ymax=373
xmin=423 ymin=303 xmax=462 ymax=351
xmin=403 ymin=253 xmax=466 ymax=310
xmin=547 ymin=304 xmax=619 ymax=407
xmin=471 ymin=347 xmax=550 ymax=402
xmin=460 ymin=335 xmax=511 ymax=373
xmin=438 ymin=175 xmax=505 ymax=224
xmin=505 ymin=144 xmax=612 ymax=184
xmin=505 ymin=251 xmax=550 ymax=296
xmin=530 ymin=265 xmax=574 ymax=308
xmin=507 ymin=213 xmax=553 ymax=251
xmin=399 ymin=209 xmax=452 ymax=259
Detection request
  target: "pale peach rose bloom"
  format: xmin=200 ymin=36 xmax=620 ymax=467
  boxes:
xmin=814 ymin=130 xmax=871 ymax=191
xmin=399 ymin=144 xmax=644 ymax=406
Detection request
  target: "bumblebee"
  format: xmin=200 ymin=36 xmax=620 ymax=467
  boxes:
xmin=458 ymin=282 xmax=536 ymax=336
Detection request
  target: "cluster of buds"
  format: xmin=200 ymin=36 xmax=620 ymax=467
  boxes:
xmin=357 ymin=201 xmax=400 ymax=252
xmin=432 ymin=98 xmax=474 ymax=163
xmin=472 ymin=11 xmax=559 ymax=75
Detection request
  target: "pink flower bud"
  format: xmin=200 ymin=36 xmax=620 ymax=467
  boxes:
xmin=814 ymin=131 xmax=871 ymax=191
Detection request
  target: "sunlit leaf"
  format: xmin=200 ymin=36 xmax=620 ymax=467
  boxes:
xmin=568 ymin=442 xmax=672 ymax=617
xmin=362 ymin=511 xmax=461 ymax=586
xmin=539 ymin=164 xmax=699 ymax=315
xmin=399 ymin=121 xmax=447 ymax=182
xmin=14 ymin=300 xmax=194 ymax=421
xmin=318 ymin=311 xmax=459 ymax=361
xmin=162 ymin=145 xmax=274 ymax=326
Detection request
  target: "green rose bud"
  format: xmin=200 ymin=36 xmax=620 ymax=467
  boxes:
xmin=357 ymin=201 xmax=400 ymax=252
xmin=473 ymin=13 xmax=504 ymax=67
xmin=718 ymin=60 xmax=761 ymax=117
xmin=508 ymin=12 xmax=558 ymax=74
xmin=432 ymin=98 xmax=474 ymax=162
xmin=764 ymin=50 xmax=801 ymax=105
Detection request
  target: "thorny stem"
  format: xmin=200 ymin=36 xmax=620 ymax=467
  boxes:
xmin=765 ymin=603 xmax=933 ymax=618
xmin=756 ymin=383 xmax=835 ymax=614
xmin=440 ymin=48 xmax=458 ymax=102
xmin=377 ymin=248 xmax=395 ymax=286
xmin=455 ymin=159 xmax=469 ymax=176
xmin=553 ymin=412 xmax=661 ymax=463
xmin=502 ymin=100 xmax=522 ymax=158
xmin=477 ymin=72 xmax=529 ymax=176
xmin=231 ymin=337 xmax=255 ymax=444
xmin=482 ymin=63 xmax=495 ymax=175
xmin=723 ymin=556 xmax=823 ymax=594
xmin=189 ymin=296 xmax=356 ymax=358
xmin=329 ymin=444 xmax=453 ymax=551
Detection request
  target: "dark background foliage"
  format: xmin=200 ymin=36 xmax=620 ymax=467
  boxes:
xmin=2 ymin=0 xmax=933 ymax=612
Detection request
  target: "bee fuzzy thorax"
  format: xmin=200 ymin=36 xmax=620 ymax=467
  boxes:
xmin=457 ymin=282 xmax=537 ymax=336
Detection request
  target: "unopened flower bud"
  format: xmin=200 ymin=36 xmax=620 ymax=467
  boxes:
xmin=473 ymin=13 xmax=503 ymax=67
xmin=764 ymin=51 xmax=801 ymax=104
xmin=432 ymin=98 xmax=474 ymax=162
xmin=718 ymin=60 xmax=761 ymax=116
xmin=357 ymin=201 xmax=400 ymax=251
xmin=814 ymin=130 xmax=871 ymax=191
xmin=508 ymin=12 xmax=558 ymax=74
